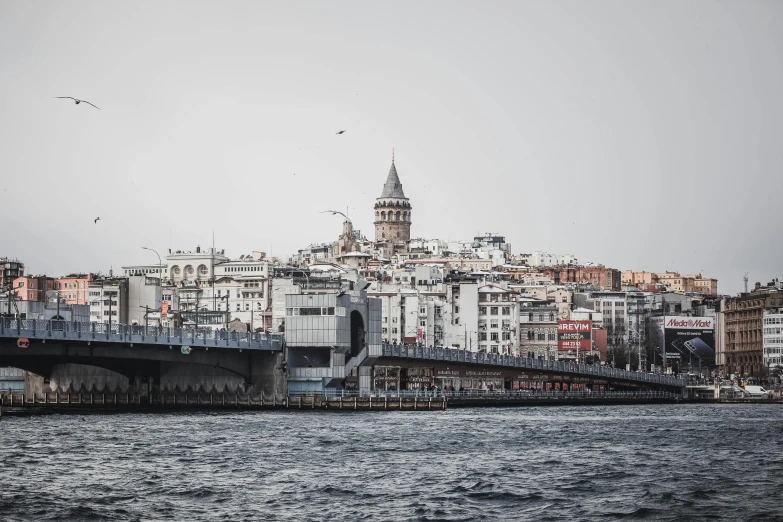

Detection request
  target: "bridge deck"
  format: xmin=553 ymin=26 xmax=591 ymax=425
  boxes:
xmin=0 ymin=319 xmax=283 ymax=351
xmin=380 ymin=344 xmax=684 ymax=388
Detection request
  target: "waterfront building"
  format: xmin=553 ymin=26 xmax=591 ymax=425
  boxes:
xmin=518 ymin=297 xmax=559 ymax=359
xmin=762 ymin=310 xmax=783 ymax=373
xmin=720 ymin=280 xmax=783 ymax=377
xmin=476 ymin=284 xmax=520 ymax=355
xmin=126 ymin=275 xmax=161 ymax=326
xmin=88 ymin=278 xmax=129 ymax=324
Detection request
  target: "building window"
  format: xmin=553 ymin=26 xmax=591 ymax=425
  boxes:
xmin=502 ymin=307 xmax=510 ymax=315
xmin=420 ymin=320 xmax=426 ymax=327
xmin=490 ymin=307 xmax=498 ymax=315
xmin=479 ymin=307 xmax=487 ymax=316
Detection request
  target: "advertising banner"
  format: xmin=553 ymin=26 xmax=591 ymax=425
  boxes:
xmin=557 ymin=320 xmax=591 ymax=352
xmin=161 ymin=301 xmax=169 ymax=317
xmin=662 ymin=316 xmax=715 ymax=367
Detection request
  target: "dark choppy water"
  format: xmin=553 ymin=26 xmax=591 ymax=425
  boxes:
xmin=1 ymin=404 xmax=782 ymax=521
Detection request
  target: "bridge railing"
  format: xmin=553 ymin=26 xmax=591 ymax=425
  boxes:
xmin=379 ymin=343 xmax=684 ymax=388
xmin=290 ymin=389 xmax=680 ymax=400
xmin=0 ymin=318 xmax=284 ymax=351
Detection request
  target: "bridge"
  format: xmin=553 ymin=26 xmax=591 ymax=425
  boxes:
xmin=376 ymin=344 xmax=683 ymax=389
xmin=0 ymin=318 xmax=287 ymax=403
xmin=2 ymin=314 xmax=685 ymax=404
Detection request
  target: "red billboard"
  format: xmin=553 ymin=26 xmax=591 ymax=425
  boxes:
xmin=557 ymin=320 xmax=592 ymax=352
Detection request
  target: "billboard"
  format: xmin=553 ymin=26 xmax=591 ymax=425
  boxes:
xmin=662 ymin=316 xmax=715 ymax=367
xmin=558 ymin=320 xmax=592 ymax=352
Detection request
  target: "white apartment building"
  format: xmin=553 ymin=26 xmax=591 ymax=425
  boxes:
xmin=763 ymin=310 xmax=783 ymax=370
xmin=88 ymin=278 xmax=128 ymax=324
xmin=527 ymin=251 xmax=579 ymax=267
xmin=372 ymin=291 xmax=450 ymax=346
xmin=476 ymin=285 xmax=520 ymax=355
xmin=575 ymin=291 xmax=629 ymax=349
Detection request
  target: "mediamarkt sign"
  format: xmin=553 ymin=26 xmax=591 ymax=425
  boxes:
xmin=662 ymin=316 xmax=716 ymax=367
xmin=664 ymin=317 xmax=713 ymax=330
xmin=557 ymin=320 xmax=592 ymax=352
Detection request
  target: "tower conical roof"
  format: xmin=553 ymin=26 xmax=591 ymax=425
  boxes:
xmin=380 ymin=161 xmax=406 ymax=199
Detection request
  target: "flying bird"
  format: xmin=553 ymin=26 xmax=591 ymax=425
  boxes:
xmin=321 ymin=210 xmax=351 ymax=223
xmin=94 ymin=217 xmax=100 ymax=223
xmin=336 ymin=130 xmax=346 ymax=135
xmin=55 ymin=97 xmax=101 ymax=110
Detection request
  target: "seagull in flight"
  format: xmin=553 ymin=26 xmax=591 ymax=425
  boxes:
xmin=94 ymin=217 xmax=100 ymax=224
xmin=336 ymin=130 xmax=346 ymax=135
xmin=55 ymin=97 xmax=101 ymax=110
xmin=321 ymin=210 xmax=351 ymax=223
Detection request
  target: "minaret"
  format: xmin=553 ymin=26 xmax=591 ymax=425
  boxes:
xmin=374 ymin=150 xmax=412 ymax=243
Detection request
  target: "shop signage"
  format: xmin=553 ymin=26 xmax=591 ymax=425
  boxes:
xmin=465 ymin=370 xmax=502 ymax=377
xmin=558 ymin=320 xmax=592 ymax=352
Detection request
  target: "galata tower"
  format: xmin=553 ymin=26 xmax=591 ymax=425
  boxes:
xmin=374 ymin=152 xmax=412 ymax=243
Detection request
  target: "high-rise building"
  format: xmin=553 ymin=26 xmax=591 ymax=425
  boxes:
xmin=374 ymin=155 xmax=412 ymax=244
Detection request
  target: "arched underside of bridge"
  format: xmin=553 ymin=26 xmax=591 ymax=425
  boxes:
xmin=0 ymin=339 xmax=287 ymax=399
xmin=371 ymin=357 xmax=680 ymax=391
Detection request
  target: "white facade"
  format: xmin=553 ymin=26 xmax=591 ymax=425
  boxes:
xmin=127 ymin=275 xmax=161 ymax=326
xmin=167 ymin=247 xmax=229 ymax=285
xmin=88 ymin=279 xmax=128 ymax=324
xmin=476 ymin=285 xmax=520 ymax=355
xmin=527 ymin=251 xmax=579 ymax=267
xmin=763 ymin=311 xmax=783 ymax=370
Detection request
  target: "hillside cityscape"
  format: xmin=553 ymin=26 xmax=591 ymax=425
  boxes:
xmin=3 ymin=157 xmax=780 ymax=386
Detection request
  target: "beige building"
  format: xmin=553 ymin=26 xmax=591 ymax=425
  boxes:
xmin=692 ymin=276 xmax=718 ymax=296
xmin=621 ymin=271 xmax=659 ymax=287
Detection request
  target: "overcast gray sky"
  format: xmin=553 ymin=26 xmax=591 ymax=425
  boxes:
xmin=1 ymin=1 xmax=781 ymax=294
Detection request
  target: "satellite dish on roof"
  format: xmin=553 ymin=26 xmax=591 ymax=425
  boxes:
xmin=45 ymin=290 xmax=59 ymax=300
xmin=239 ymin=255 xmax=245 ymax=260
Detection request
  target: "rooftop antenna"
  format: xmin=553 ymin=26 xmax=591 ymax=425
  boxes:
xmin=744 ymin=272 xmax=749 ymax=293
